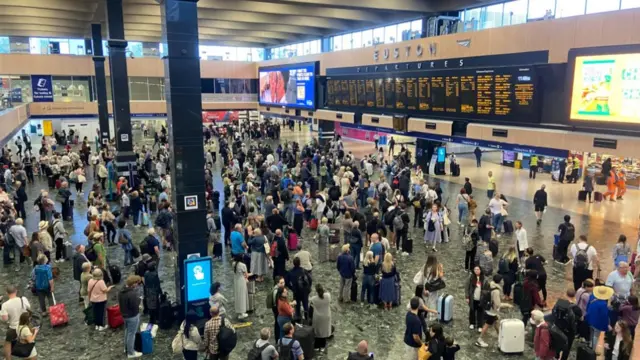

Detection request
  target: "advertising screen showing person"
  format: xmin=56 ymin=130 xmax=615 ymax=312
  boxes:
xmin=259 ymin=63 xmax=317 ymax=109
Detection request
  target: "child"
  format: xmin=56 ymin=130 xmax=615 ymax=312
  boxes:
xmin=443 ymin=337 xmax=460 ymax=360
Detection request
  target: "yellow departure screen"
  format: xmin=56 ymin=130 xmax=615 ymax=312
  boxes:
xmin=570 ymin=53 xmax=640 ymax=123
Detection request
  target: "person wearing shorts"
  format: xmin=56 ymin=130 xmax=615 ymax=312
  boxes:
xmin=533 ymin=185 xmax=547 ymax=226
xmin=475 ymin=275 xmax=512 ymax=348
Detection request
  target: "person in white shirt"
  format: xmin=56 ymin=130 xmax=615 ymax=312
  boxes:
xmin=514 ymin=221 xmax=528 ymax=260
xmin=9 ymin=219 xmax=29 ymax=271
xmin=570 ymin=235 xmax=599 ymax=291
xmin=294 ymin=245 xmax=313 ymax=272
xmin=0 ymin=285 xmax=30 ymax=359
xmin=488 ymin=193 xmax=507 ymax=237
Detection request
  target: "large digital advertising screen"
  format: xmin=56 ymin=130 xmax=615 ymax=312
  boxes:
xmin=259 ymin=63 xmax=317 ymax=110
xmin=570 ymin=53 xmax=640 ymax=123
xmin=184 ymin=257 xmax=212 ymax=302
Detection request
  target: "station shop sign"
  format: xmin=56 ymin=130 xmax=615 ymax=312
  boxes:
xmin=338 ymin=122 xmax=568 ymax=158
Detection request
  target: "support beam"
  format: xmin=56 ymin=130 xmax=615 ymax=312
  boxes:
xmin=106 ymin=0 xmax=136 ymax=177
xmin=91 ymin=23 xmax=111 ymax=147
xmin=157 ymin=0 xmax=208 ymax=310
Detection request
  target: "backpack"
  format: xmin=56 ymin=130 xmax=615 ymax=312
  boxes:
xmin=85 ymin=242 xmax=97 ymax=261
xmin=489 ymin=239 xmax=499 ymax=257
xmin=547 ymin=324 xmax=568 ymax=354
xmin=479 ymin=251 xmax=493 ymax=276
xmin=480 ymin=286 xmax=499 ymax=311
xmin=573 ymin=244 xmax=591 ymax=270
xmin=393 ymin=214 xmax=405 ymax=231
xmin=266 ymin=287 xmax=277 ymax=309
xmin=118 ymin=232 xmax=129 ymax=245
xmin=281 ymin=190 xmax=292 ymax=203
xmin=139 ymin=237 xmax=152 ymax=256
xmin=552 ymin=299 xmax=576 ymax=334
xmin=277 ymin=338 xmax=295 ymax=360
xmin=383 ymin=208 xmax=398 ymax=227
xmin=297 ymin=271 xmax=311 ymax=293
xmin=561 ymin=223 xmax=575 ymax=242
xmin=247 ymin=340 xmax=270 ymax=360
xmin=498 ymin=258 xmax=509 ymax=274
xmin=614 ymin=245 xmax=629 ymax=268
xmin=216 ymin=316 xmax=237 ymax=355
xmin=462 ymin=230 xmax=475 ymax=252
xmin=33 ymin=266 xmax=51 ymax=290
xmin=4 ymin=231 xmax=15 ymax=247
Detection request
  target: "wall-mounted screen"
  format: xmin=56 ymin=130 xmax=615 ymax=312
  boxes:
xmin=259 ymin=62 xmax=317 ymax=110
xmin=326 ymin=66 xmax=538 ymax=123
xmin=570 ymin=53 xmax=640 ymax=124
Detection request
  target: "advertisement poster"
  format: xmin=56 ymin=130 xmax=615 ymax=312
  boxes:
xmin=259 ymin=63 xmax=316 ymax=109
xmin=185 ymin=258 xmax=212 ymax=302
xmin=10 ymin=88 xmax=22 ymax=103
xmin=570 ymin=53 xmax=640 ymax=123
xmin=201 ymin=111 xmax=239 ymax=124
xmin=31 ymin=75 xmax=54 ymax=102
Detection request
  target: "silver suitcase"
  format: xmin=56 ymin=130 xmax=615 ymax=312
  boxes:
xmin=247 ymin=280 xmax=256 ymax=294
xmin=247 ymin=293 xmax=256 ymax=313
xmin=329 ymin=245 xmax=340 ymax=261
xmin=499 ymin=319 xmax=525 ymax=353
xmin=437 ymin=294 xmax=453 ymax=323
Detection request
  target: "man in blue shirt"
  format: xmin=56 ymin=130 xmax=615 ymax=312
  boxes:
xmin=369 ymin=234 xmax=384 ymax=264
xmin=404 ymin=297 xmax=423 ymax=358
xmin=605 ymin=262 xmax=634 ymax=298
xmin=277 ymin=322 xmax=304 ymax=360
xmin=230 ymin=224 xmax=247 ymax=257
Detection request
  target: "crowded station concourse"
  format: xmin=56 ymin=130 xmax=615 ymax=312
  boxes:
xmin=2 ymin=0 xmax=640 ymax=359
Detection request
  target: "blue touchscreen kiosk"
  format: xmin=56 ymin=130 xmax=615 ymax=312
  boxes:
xmin=184 ymin=256 xmax=212 ymax=319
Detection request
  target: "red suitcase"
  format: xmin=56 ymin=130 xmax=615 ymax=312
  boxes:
xmin=107 ymin=304 xmax=125 ymax=328
xmin=49 ymin=296 xmax=69 ymax=327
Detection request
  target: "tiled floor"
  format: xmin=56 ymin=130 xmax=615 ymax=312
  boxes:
xmin=0 ymin=126 xmax=637 ymax=359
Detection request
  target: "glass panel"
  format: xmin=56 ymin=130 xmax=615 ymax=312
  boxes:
xmin=333 ymin=35 xmax=342 ymax=51
xmin=503 ymin=0 xmax=529 ymax=25
xmin=464 ymin=8 xmax=482 ymax=31
xmin=52 ymin=76 xmax=87 ymax=102
xmin=362 ymin=29 xmax=373 ymax=47
xmin=342 ymin=33 xmax=352 ymax=50
xmin=68 ymin=39 xmax=85 ymax=55
xmin=148 ymin=77 xmax=164 ymax=100
xmin=129 ymin=77 xmax=149 ymax=101
xmin=352 ymin=32 xmax=362 ymax=49
xmin=251 ymin=48 xmax=264 ymax=61
xmin=482 ymin=4 xmax=504 ymax=29
xmin=127 ymin=42 xmax=144 ymax=57
xmin=311 ymin=40 xmax=320 ymax=54
xmin=397 ymin=22 xmax=411 ymax=42
xmin=29 ymin=38 xmax=43 ymax=54
xmin=372 ymin=27 xmax=384 ymax=45
xmin=0 ymin=37 xmax=9 ymax=54
xmin=384 ymin=25 xmax=397 ymax=43
xmin=556 ymin=0 xmax=586 ymax=17
xmin=296 ymin=43 xmax=303 ymax=56
xmin=528 ymin=0 xmax=555 ymax=19
xmin=622 ymin=0 xmax=640 ymax=8
xmin=102 ymin=40 xmax=110 ymax=56
xmin=586 ymin=0 xmax=620 ymax=13
xmin=56 ymin=39 xmax=70 ymax=54
xmin=410 ymin=19 xmax=423 ymax=39
xmin=237 ymin=47 xmax=251 ymax=61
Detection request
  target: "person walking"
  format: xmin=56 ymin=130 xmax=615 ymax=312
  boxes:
xmin=533 ymin=184 xmax=547 ymax=225
xmin=531 ymin=310 xmax=557 ymax=360
xmin=456 ymin=188 xmax=471 ymax=226
xmin=586 ymin=286 xmax=613 ymax=350
xmin=404 ymin=297 xmax=424 ymax=359
xmin=474 ymin=147 xmax=482 ymax=167
xmin=514 ymin=221 xmax=528 ymax=259
xmin=555 ymin=215 xmax=575 ymax=264
xmin=119 ymin=275 xmax=143 ymax=358
xmin=570 ymin=235 xmax=598 ymax=291
xmin=529 ymin=155 xmax=539 ymax=179
xmin=424 ymin=204 xmax=443 ymax=252
xmin=487 ymin=171 xmax=496 ymax=199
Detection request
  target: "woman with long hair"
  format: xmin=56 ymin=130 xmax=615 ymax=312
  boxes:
xmin=456 ymin=188 xmax=471 ymax=226
xmin=413 ymin=255 xmax=444 ymax=321
xmin=310 ymin=284 xmax=332 ymax=352
xmin=379 ymin=253 xmax=398 ymax=310
xmin=428 ymin=323 xmax=446 ymax=360
xmin=604 ymin=320 xmax=634 ymax=360
xmin=15 ymin=312 xmax=38 ymax=359
xmin=316 ymin=217 xmax=330 ymax=263
xmin=247 ymin=228 xmax=268 ymax=282
xmin=500 ymin=246 xmax=519 ymax=301
xmin=424 ymin=204 xmax=443 ymax=252
xmin=619 ymin=295 xmax=639 ymax=340
xmin=233 ymin=254 xmax=251 ymax=320
xmin=465 ymin=265 xmax=486 ymax=330
xmin=208 ymin=282 xmax=228 ymax=315
xmin=361 ymin=251 xmax=378 ymax=304
xmin=276 ymin=288 xmax=294 ymax=340
xmin=178 ymin=310 xmax=202 ymax=360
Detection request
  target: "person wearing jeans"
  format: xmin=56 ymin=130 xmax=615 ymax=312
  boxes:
xmin=361 ymin=252 xmax=377 ymax=304
xmin=117 ymin=220 xmax=134 ymax=266
xmin=119 ymin=275 xmax=143 ymax=358
xmin=32 ymin=254 xmax=54 ymax=316
xmin=585 ymin=285 xmax=612 ymax=349
xmin=88 ymin=268 xmax=114 ymax=331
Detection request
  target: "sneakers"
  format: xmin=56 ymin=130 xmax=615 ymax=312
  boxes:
xmin=469 ymin=325 xmax=475 ymax=330
xmin=431 ymin=247 xmax=438 ymax=252
xmin=475 ymin=339 xmax=488 ymax=348
xmin=238 ymin=313 xmax=249 ymax=320
xmin=401 ymin=252 xmax=409 ymax=256
xmin=127 ymin=352 xmax=143 ymax=358
xmin=95 ymin=325 xmax=107 ymax=331
xmin=478 ymin=328 xmax=483 ymax=333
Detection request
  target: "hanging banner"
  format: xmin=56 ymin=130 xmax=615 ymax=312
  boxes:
xmin=31 ymin=75 xmax=54 ymax=102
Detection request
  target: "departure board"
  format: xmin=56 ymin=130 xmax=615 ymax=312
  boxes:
xmin=406 ymin=77 xmax=418 ymax=110
xmin=357 ymin=80 xmax=366 ymax=107
xmin=365 ymin=79 xmax=375 ymax=107
xmin=395 ymin=78 xmax=406 ymax=109
xmin=418 ymin=77 xmax=430 ymax=111
xmin=384 ymin=78 xmax=395 ymax=109
xmin=348 ymin=80 xmax=357 ymax=106
xmin=325 ymin=66 xmax=538 ymax=123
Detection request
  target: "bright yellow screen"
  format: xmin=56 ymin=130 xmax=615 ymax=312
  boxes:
xmin=570 ymin=53 xmax=640 ymax=123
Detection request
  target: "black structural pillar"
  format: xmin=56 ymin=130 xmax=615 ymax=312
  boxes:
xmin=91 ymin=24 xmax=111 ymax=147
xmin=158 ymin=0 xmax=208 ymax=307
xmin=106 ymin=0 xmax=136 ymax=177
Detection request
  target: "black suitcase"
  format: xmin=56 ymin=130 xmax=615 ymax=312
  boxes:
xmin=48 ymin=176 xmax=55 ymax=188
xmin=576 ymin=344 xmax=596 ymax=360
xmin=134 ymin=332 xmax=142 ymax=352
xmin=393 ymin=281 xmax=401 ymax=307
xmin=109 ymin=264 xmax=121 ymax=284
xmin=158 ymin=296 xmax=174 ymax=329
xmin=373 ymin=281 xmax=381 ymax=305
xmin=350 ymin=278 xmax=358 ymax=302
xmin=293 ymin=324 xmax=315 ymax=360
xmin=513 ymin=281 xmax=523 ymax=306
xmin=578 ymin=190 xmax=588 ymax=201
xmin=402 ymin=238 xmax=413 ymax=254
xmin=503 ymin=220 xmax=514 ymax=234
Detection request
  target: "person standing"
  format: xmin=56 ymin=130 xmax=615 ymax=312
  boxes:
xmin=73 ymin=244 xmax=90 ymax=303
xmin=555 ymin=215 xmax=575 ymax=264
xmin=533 ymin=184 xmax=547 ymax=225
xmin=8 ymin=218 xmax=28 ymax=271
xmin=583 ymin=173 xmax=594 ymax=203
xmin=388 ymin=136 xmax=396 ymax=156
xmin=531 ymin=310 xmax=557 ymax=360
xmin=373 ymin=133 xmax=380 ymax=149
xmin=474 ymin=147 xmax=482 ymax=167
xmin=585 ymin=286 xmax=613 ymax=349
xmin=277 ymin=323 xmax=304 ymax=360
xmin=487 ymin=171 xmax=496 ymax=199
xmin=0 ymin=285 xmax=31 ymax=360
xmin=336 ymin=245 xmax=355 ymax=303
xmin=404 ymin=297 xmax=424 ymax=359
xmin=514 ymin=221 xmax=528 ymax=259
xmin=529 ymin=155 xmax=539 ymax=179
xmin=604 ymin=320 xmax=634 ymax=360
xmin=286 ymin=257 xmax=311 ymax=320
xmin=310 ymin=284 xmax=332 ymax=352
xmin=558 ymin=158 xmax=567 ymax=184
xmin=203 ymin=305 xmax=234 ymax=360
xmin=570 ymin=235 xmax=599 ymax=291
xmin=119 ymin=275 xmax=143 ymax=359
xmin=466 ymin=266 xmax=486 ymax=331
xmin=88 ymin=268 xmax=114 ymax=331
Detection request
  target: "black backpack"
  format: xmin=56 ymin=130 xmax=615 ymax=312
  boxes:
xmin=247 ymin=340 xmax=270 ymax=360
xmin=217 ymin=316 xmax=237 ymax=355
xmin=552 ymin=299 xmax=576 ymax=334
xmin=548 ymin=324 xmax=569 ymax=354
xmin=277 ymin=339 xmax=294 ymax=360
xmin=85 ymin=241 xmax=97 ymax=261
xmin=297 ymin=271 xmax=311 ymax=293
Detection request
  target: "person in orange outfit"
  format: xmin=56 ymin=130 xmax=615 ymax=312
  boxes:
xmin=616 ymin=169 xmax=627 ymax=200
xmin=603 ymin=168 xmax=617 ymax=201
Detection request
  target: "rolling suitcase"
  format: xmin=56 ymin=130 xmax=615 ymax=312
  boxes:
xmin=247 ymin=292 xmax=256 ymax=313
xmin=48 ymin=294 xmax=69 ymax=327
xmin=576 ymin=343 xmax=596 ymax=360
xmin=107 ymin=304 xmax=124 ymax=328
xmin=293 ymin=324 xmax=315 ymax=360
xmin=498 ymin=319 xmax=525 ymax=353
xmin=109 ymin=265 xmax=121 ymax=284
xmin=402 ymin=238 xmax=413 ymax=254
xmin=594 ymin=191 xmax=603 ymax=202
xmin=141 ymin=329 xmax=154 ymax=354
xmin=578 ymin=190 xmax=588 ymax=201
xmin=373 ymin=281 xmax=381 ymax=305
xmin=350 ymin=278 xmax=358 ymax=302
xmin=329 ymin=245 xmax=340 ymax=261
xmin=513 ymin=282 xmax=523 ymax=306
xmin=64 ymin=242 xmax=73 ymax=260
xmin=437 ymin=294 xmax=453 ymax=323
xmin=503 ymin=220 xmax=514 ymax=234
xmin=392 ymin=281 xmax=401 ymax=307
xmin=158 ymin=294 xmax=174 ymax=330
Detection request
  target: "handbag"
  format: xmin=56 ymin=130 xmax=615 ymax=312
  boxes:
xmin=263 ymin=236 xmax=271 ymax=254
xmin=427 ymin=219 xmax=436 ymax=232
xmin=418 ymin=344 xmax=432 ymax=360
xmin=23 ymin=245 xmax=31 ymax=257
xmin=171 ymin=329 xmax=184 ymax=354
xmin=11 ymin=327 xmax=35 ymax=357
xmin=500 ymin=208 xmax=508 ymax=217
xmin=425 ymin=278 xmax=446 ymax=292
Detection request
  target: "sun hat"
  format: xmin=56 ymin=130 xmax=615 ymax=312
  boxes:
xmin=38 ymin=221 xmax=49 ymax=231
xmin=593 ymin=286 xmax=614 ymax=301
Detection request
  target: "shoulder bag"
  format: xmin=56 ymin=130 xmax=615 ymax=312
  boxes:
xmin=11 ymin=326 xmax=35 ymax=357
